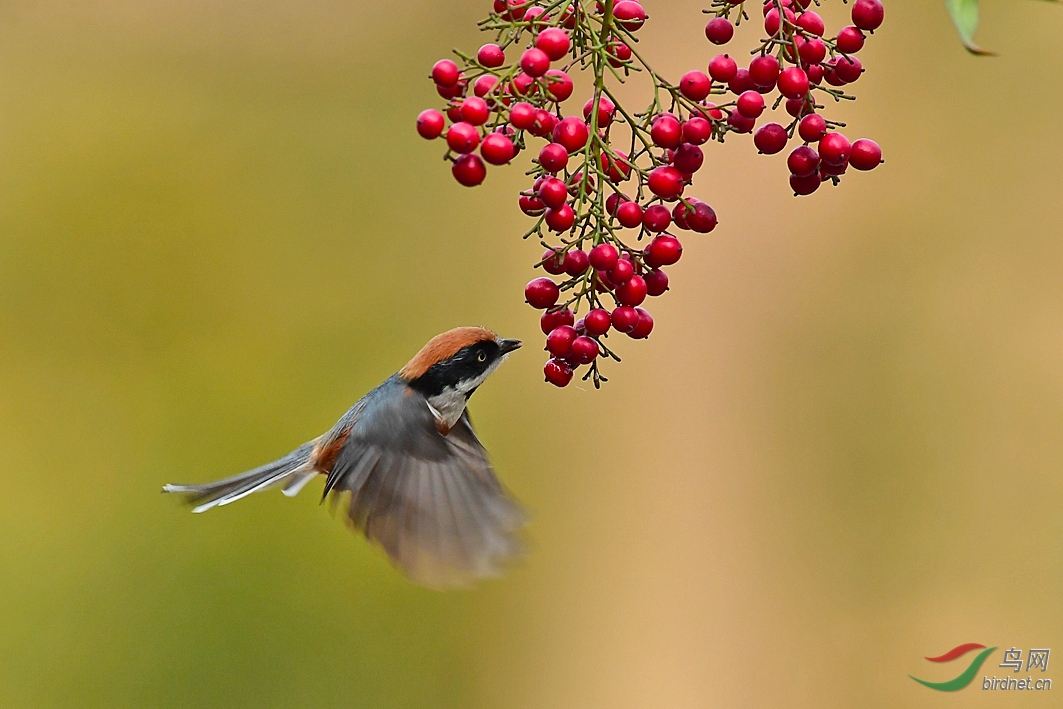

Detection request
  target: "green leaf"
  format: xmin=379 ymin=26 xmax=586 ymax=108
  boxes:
xmin=945 ymin=0 xmax=996 ymax=55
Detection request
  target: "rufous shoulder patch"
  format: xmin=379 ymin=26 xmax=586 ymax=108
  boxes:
xmin=399 ymin=327 xmax=497 ymax=381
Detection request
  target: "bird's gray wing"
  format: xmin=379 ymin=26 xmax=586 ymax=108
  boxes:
xmin=325 ymin=378 xmax=525 ymax=588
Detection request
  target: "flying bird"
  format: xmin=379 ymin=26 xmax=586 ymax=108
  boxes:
xmin=164 ymin=327 xmax=525 ymax=588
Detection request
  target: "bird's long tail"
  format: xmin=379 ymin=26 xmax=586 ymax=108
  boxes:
xmin=163 ymin=442 xmax=318 ymax=513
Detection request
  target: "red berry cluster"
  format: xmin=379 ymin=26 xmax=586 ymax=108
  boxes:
xmin=416 ymin=0 xmax=884 ymax=387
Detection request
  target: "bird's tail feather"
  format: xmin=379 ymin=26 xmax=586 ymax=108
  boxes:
xmin=163 ymin=442 xmax=317 ymax=513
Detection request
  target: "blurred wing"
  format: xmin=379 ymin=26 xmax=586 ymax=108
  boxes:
xmin=326 ymin=378 xmax=525 ymax=588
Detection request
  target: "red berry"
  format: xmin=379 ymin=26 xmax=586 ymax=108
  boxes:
xmin=778 ymin=67 xmax=809 ymax=98
xmin=542 ymin=249 xmax=566 ymax=275
xmin=673 ymin=143 xmax=705 ymax=174
xmin=432 ymin=59 xmax=460 ymax=87
xmin=615 ymin=275 xmax=648 ymax=307
xmin=727 ymin=68 xmax=756 ymax=95
xmin=628 ymin=307 xmax=654 ymax=339
xmin=645 ymin=234 xmax=682 ymax=267
xmin=754 ymin=122 xmax=788 ymax=154
xmin=645 ymin=269 xmax=669 ymax=296
xmin=544 ymin=358 xmax=574 ymax=386
xmin=553 ymin=116 xmax=590 ymax=152
xmin=708 ymin=54 xmax=738 ymax=83
xmin=818 ymin=132 xmax=851 ymax=165
xmin=544 ymin=69 xmax=574 ymax=102
xmin=452 ymin=154 xmax=486 ymax=186
xmin=539 ymin=143 xmax=569 ymax=172
xmin=570 ymin=336 xmax=599 ymax=364
xmin=836 ymin=26 xmax=865 ymax=53
xmin=416 ymin=109 xmax=445 ymax=139
xmin=446 ymin=122 xmax=480 ymax=154
xmin=564 ymin=249 xmax=589 ymax=276
xmin=737 ymin=91 xmax=765 ymax=119
xmin=835 ymin=56 xmax=863 ymax=83
xmin=583 ymin=97 xmax=615 ymax=127
xmin=589 ymin=243 xmax=619 ymax=271
xmin=545 ymin=204 xmax=575 ymax=232
xmin=585 ymin=309 xmax=611 ymax=336
xmin=611 ymin=306 xmax=639 ymax=333
xmin=682 ymin=117 xmax=712 ymax=145
xmin=474 ymin=75 xmax=498 ymax=98
xmin=686 ymin=201 xmax=718 ymax=233
xmin=614 ymin=1 xmax=647 ymax=30
xmin=538 ymin=177 xmax=568 ymax=208
xmin=648 ymin=166 xmax=685 ymax=200
xmin=643 ymin=204 xmax=671 ymax=232
xmin=787 ymin=146 xmax=820 ymax=177
xmin=520 ymin=48 xmax=550 ymax=77
xmin=609 ymin=258 xmax=635 ymax=285
xmin=705 ymin=17 xmax=734 ymax=44
xmin=531 ymin=110 xmax=558 ymax=137
xmin=511 ymin=72 xmax=535 ymax=96
xmin=477 ymin=44 xmax=505 ymax=68
xmin=509 ymin=102 xmax=536 ymax=130
xmin=535 ymin=28 xmax=571 ymax=61
xmin=789 ymin=171 xmax=821 ymax=195
xmin=727 ymin=111 xmax=755 ymax=134
xmin=798 ymin=113 xmax=827 ymax=142
xmin=616 ymin=201 xmax=644 ymax=228
xmin=436 ymin=77 xmax=467 ymax=100
xmin=849 ymin=139 xmax=882 ymax=170
xmin=851 ymin=0 xmax=884 ymax=31
xmin=519 ymin=194 xmax=546 ymax=216
xmin=796 ymin=10 xmax=825 ymax=35
xmin=749 ymin=55 xmax=781 ymax=89
xmin=651 ymin=114 xmax=682 ymax=149
xmin=546 ymin=325 xmax=578 ymax=356
xmin=600 ymin=151 xmax=632 ymax=182
xmin=680 ymin=71 xmax=712 ymax=101
xmin=799 ymin=38 xmax=827 ymax=65
xmin=821 ymin=159 xmax=848 ymax=177
xmin=525 ymin=277 xmax=560 ymax=309
xmin=481 ymin=132 xmax=515 ymax=164
xmin=568 ymin=171 xmax=595 ymax=198
xmin=460 ymin=97 xmax=490 ymax=125
xmin=541 ymin=307 xmax=574 ymax=334
xmin=606 ymin=40 xmax=632 ymax=67
xmin=785 ymin=97 xmax=814 ymax=117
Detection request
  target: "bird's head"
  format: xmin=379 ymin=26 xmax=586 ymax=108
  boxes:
xmin=399 ymin=327 xmax=521 ymax=401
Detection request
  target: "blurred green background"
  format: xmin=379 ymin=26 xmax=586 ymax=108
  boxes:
xmin=0 ymin=1 xmax=1060 ymax=707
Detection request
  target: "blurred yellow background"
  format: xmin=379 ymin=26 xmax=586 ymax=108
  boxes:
xmin=0 ymin=1 xmax=1060 ymax=707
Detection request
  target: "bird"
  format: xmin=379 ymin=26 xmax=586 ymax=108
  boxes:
xmin=163 ymin=327 xmax=525 ymax=588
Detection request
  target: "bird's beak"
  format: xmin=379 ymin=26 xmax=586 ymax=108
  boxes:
xmin=498 ymin=338 xmax=522 ymax=355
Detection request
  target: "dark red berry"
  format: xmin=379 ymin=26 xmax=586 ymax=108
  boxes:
xmin=778 ymin=67 xmax=809 ymax=98
xmin=785 ymin=97 xmax=814 ymax=117
xmin=749 ymin=55 xmax=780 ymax=88
xmin=611 ymin=306 xmax=639 ymax=333
xmin=546 ymin=325 xmax=578 ymax=356
xmin=452 ymin=154 xmax=486 ymax=186
xmin=754 ymin=122 xmax=788 ymax=154
xmin=432 ymin=59 xmax=460 ymax=87
xmin=789 ymin=171 xmax=822 ymax=195
xmin=628 ymin=307 xmax=654 ymax=339
xmin=585 ymin=308 xmax=611 ymax=336
xmin=836 ymin=26 xmax=865 ymax=53
xmin=564 ymin=249 xmax=590 ymax=276
xmin=539 ymin=143 xmax=569 ymax=172
xmin=615 ymin=275 xmax=648 ymax=307
xmin=705 ymin=17 xmax=734 ymax=44
xmin=525 ymin=277 xmax=560 ymax=309
xmin=787 ymin=145 xmax=820 ymax=177
xmin=544 ymin=358 xmax=574 ymax=386
xmin=849 ymin=139 xmax=882 ymax=170
xmin=616 ymin=201 xmax=644 ymax=228
xmin=645 ymin=234 xmax=682 ymax=267
xmin=645 ymin=269 xmax=669 ymax=296
xmin=708 ymin=54 xmax=738 ymax=83
xmin=673 ymin=143 xmax=705 ymax=174
xmin=726 ymin=111 xmax=755 ymax=134
xmin=648 ymin=166 xmax=685 ymax=200
xmin=481 ymin=132 xmax=515 ymax=164
xmin=818 ymin=132 xmax=851 ymax=165
xmin=520 ymin=48 xmax=550 ymax=77
xmin=570 ymin=336 xmax=599 ymax=364
xmin=553 ymin=116 xmax=590 ymax=152
xmin=727 ymin=68 xmax=756 ymax=94
xmin=651 ymin=114 xmax=682 ymax=149
xmin=535 ymin=28 xmax=571 ymax=61
xmin=687 ymin=201 xmax=717 ymax=233
xmin=589 ymin=243 xmax=619 ymax=271
xmin=798 ymin=113 xmax=827 ymax=142
xmin=643 ymin=204 xmax=671 ymax=232
xmin=545 ymin=204 xmax=575 ymax=232
xmin=851 ymin=0 xmax=884 ymax=31
xmin=835 ymin=56 xmax=863 ymax=83
xmin=541 ymin=307 xmax=574 ymax=334
xmin=416 ymin=109 xmax=445 ymax=139
xmin=680 ymin=71 xmax=712 ymax=101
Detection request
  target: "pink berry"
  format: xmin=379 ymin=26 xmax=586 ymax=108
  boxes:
xmin=680 ymin=71 xmax=712 ymax=101
xmin=535 ymin=28 xmax=571 ymax=61
xmin=648 ymin=166 xmax=685 ymax=200
xmin=849 ymin=139 xmax=882 ymax=170
xmin=431 ymin=59 xmax=460 ymax=87
xmin=525 ymin=277 xmax=560 ymax=309
xmin=705 ymin=17 xmax=734 ymax=44
xmin=589 ymin=243 xmax=619 ymax=271
xmin=645 ymin=234 xmax=683 ymax=268
xmin=481 ymin=132 xmax=515 ymax=165
xmin=606 ymin=39 xmax=632 ymax=67
xmin=546 ymin=325 xmax=578 ymax=356
xmin=778 ymin=67 xmax=809 ymax=98
xmin=728 ymin=68 xmax=756 ymax=95
xmin=726 ymin=111 xmax=755 ymax=134
xmin=519 ymin=194 xmax=545 ymax=216
xmin=564 ymin=249 xmax=589 ymax=276
xmin=477 ymin=43 xmax=505 ymax=68
xmin=585 ymin=309 xmax=611 ymax=336
xmin=473 ymin=75 xmax=498 ymax=98
xmin=798 ymin=113 xmax=827 ymax=142
xmin=708 ymin=54 xmax=738 ymax=83
xmin=416 ymin=109 xmax=445 ymax=139
xmin=599 ymin=151 xmax=632 ymax=182
xmin=627 ymin=307 xmax=654 ymax=339
xmin=753 ymin=122 xmax=788 ymax=154
xmin=611 ymin=306 xmax=639 ymax=333
xmin=544 ymin=358 xmax=574 ymax=386
xmin=851 ymin=0 xmax=884 ymax=31
xmin=520 ymin=48 xmax=550 ymax=77
xmin=616 ymin=201 xmax=644 ymax=228
xmin=787 ymin=146 xmax=820 ymax=177
xmin=452 ymin=154 xmax=486 ymax=186
xmin=539 ymin=143 xmax=569 ymax=172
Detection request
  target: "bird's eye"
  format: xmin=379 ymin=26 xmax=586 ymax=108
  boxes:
xmin=477 ymin=351 xmax=487 ymax=362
